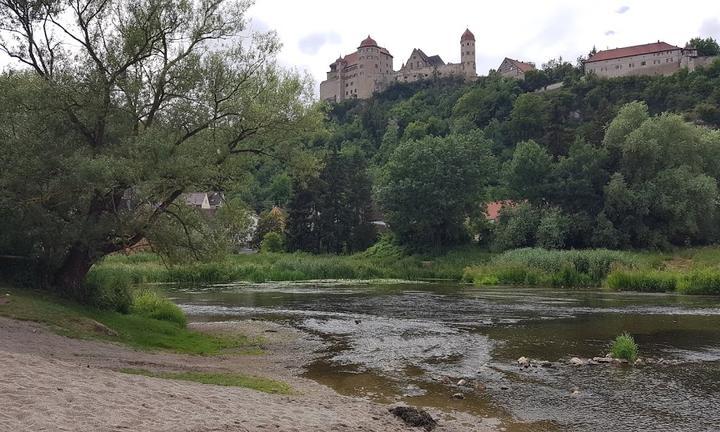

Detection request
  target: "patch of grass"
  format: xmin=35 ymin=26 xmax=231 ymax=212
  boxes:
xmin=611 ymin=332 xmax=639 ymax=362
xmin=131 ymin=289 xmax=187 ymax=327
xmin=464 ymin=248 xmax=639 ymax=288
xmin=606 ymin=270 xmax=679 ymax=292
xmin=120 ymin=368 xmax=291 ymax=394
xmin=677 ymin=269 xmax=720 ymax=295
xmin=0 ymin=286 xmax=260 ymax=355
xmin=94 ymin=244 xmax=494 ymax=284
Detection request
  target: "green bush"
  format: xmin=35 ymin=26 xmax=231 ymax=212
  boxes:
xmin=84 ymin=268 xmax=133 ymax=313
xmin=260 ymin=232 xmax=285 ymax=253
xmin=131 ymin=290 xmax=187 ymax=327
xmin=611 ymin=332 xmax=639 ymax=362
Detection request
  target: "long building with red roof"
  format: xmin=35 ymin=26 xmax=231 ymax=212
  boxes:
xmin=583 ymin=41 xmax=708 ymax=78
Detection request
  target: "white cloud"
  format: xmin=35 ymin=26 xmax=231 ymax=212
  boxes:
xmin=616 ymin=5 xmax=630 ymax=14
xmin=298 ymin=32 xmax=342 ymax=55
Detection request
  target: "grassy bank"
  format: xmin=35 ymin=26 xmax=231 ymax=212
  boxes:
xmin=464 ymin=247 xmax=720 ymax=294
xmin=0 ymin=286 xmax=260 ymax=354
xmin=91 ymin=244 xmax=493 ymax=285
xmin=120 ymin=368 xmax=291 ymax=394
xmin=91 ymin=245 xmax=720 ymax=295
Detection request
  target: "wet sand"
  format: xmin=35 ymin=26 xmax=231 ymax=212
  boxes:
xmin=0 ymin=317 xmax=490 ymax=431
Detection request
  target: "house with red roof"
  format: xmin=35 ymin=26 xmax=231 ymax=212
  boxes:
xmin=583 ymin=41 xmax=704 ymax=78
xmin=497 ymin=58 xmax=536 ymax=80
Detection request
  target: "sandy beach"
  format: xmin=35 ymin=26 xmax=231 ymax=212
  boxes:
xmin=0 ymin=317 xmax=491 ymax=432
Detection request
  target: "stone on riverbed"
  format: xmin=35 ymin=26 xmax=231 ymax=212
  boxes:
xmin=569 ymin=357 xmax=586 ymax=366
xmin=452 ymin=392 xmax=465 ymax=400
xmin=389 ymin=406 xmax=437 ymax=431
xmin=517 ymin=356 xmax=530 ymax=367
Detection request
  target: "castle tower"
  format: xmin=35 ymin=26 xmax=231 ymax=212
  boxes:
xmin=460 ymin=28 xmax=476 ymax=77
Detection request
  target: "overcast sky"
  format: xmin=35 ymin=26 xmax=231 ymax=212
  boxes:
xmin=249 ymin=0 xmax=720 ymax=95
xmin=2 ymin=1 xmax=719 ymax=98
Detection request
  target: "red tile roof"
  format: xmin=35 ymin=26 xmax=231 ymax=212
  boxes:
xmin=505 ymin=58 xmax=535 ymax=73
xmin=360 ymin=35 xmax=378 ymax=47
xmin=585 ymin=41 xmax=682 ymax=63
xmin=461 ymin=28 xmax=475 ymax=42
xmin=486 ymin=200 xmax=515 ymax=220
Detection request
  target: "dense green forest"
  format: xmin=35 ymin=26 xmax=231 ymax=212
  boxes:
xmin=270 ymin=56 xmax=720 ymax=252
xmin=1 ymin=0 xmax=719 ymax=305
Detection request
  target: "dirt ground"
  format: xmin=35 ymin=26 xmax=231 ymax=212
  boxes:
xmin=0 ymin=317 xmax=491 ymax=432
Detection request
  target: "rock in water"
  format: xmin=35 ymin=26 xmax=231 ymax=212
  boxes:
xmin=569 ymin=357 xmax=586 ymax=366
xmin=389 ymin=406 xmax=437 ymax=431
xmin=452 ymin=393 xmax=465 ymax=400
xmin=517 ymin=356 xmax=530 ymax=367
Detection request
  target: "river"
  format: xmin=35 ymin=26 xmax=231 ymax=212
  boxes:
xmin=169 ymin=281 xmax=720 ymax=432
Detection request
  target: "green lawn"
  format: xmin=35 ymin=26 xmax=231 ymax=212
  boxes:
xmin=0 ymin=286 xmax=261 ymax=355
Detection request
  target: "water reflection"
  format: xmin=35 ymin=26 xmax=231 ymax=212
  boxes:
xmin=170 ymin=282 xmax=720 ymax=432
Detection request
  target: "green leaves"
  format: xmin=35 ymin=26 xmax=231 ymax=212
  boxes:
xmin=377 ymin=134 xmax=496 ymax=249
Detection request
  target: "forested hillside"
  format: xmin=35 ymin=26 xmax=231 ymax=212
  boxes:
xmin=277 ymin=58 xmax=720 ymax=252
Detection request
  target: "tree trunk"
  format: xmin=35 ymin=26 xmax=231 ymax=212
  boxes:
xmin=53 ymin=244 xmax=95 ymax=301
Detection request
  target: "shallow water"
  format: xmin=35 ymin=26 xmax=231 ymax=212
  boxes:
xmin=169 ymin=282 xmax=720 ymax=432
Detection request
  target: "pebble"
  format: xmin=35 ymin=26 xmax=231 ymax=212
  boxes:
xmin=456 ymin=379 xmax=467 ymax=386
xmin=452 ymin=392 xmax=465 ymax=400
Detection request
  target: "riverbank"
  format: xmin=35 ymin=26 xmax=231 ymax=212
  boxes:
xmin=91 ymin=244 xmax=492 ymax=284
xmin=0 ymin=287 xmax=491 ymax=432
xmin=464 ymin=247 xmax=720 ymax=294
xmin=92 ymin=246 xmax=720 ymax=294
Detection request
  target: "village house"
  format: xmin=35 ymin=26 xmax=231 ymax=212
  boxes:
xmin=583 ymin=41 xmax=717 ymax=78
xmin=496 ymin=57 xmax=536 ymax=80
xmin=319 ymin=29 xmax=477 ymax=102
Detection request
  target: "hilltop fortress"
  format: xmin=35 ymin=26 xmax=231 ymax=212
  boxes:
xmin=320 ymin=29 xmax=477 ymax=102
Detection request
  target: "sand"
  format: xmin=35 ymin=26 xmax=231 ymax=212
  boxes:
xmin=0 ymin=317 xmax=491 ymax=432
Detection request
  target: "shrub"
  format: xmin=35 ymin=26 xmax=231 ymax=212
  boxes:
xmin=260 ymin=232 xmax=285 ymax=253
xmin=131 ymin=290 xmax=187 ymax=327
xmin=84 ymin=268 xmax=133 ymax=313
xmin=611 ymin=332 xmax=639 ymax=362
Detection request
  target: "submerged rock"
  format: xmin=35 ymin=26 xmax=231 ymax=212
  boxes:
xmin=389 ymin=406 xmax=437 ymax=431
xmin=569 ymin=357 xmax=586 ymax=366
xmin=452 ymin=392 xmax=465 ymax=400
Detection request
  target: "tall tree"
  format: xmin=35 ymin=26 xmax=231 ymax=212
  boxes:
xmin=0 ymin=0 xmax=316 ymax=300
xmin=376 ymin=134 xmax=496 ymax=249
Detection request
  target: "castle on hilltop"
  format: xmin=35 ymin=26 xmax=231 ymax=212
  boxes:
xmin=320 ymin=29 xmax=477 ymax=102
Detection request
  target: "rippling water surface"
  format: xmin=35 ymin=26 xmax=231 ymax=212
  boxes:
xmin=169 ymin=282 xmax=720 ymax=432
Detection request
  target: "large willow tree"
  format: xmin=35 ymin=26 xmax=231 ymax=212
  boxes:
xmin=0 ymin=0 xmax=316 ymax=298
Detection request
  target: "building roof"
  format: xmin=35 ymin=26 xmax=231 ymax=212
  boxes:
xmin=184 ymin=193 xmax=208 ymax=207
xmin=461 ymin=28 xmax=475 ymax=42
xmin=585 ymin=41 xmax=682 ymax=63
xmin=359 ymin=35 xmax=378 ymax=47
xmin=503 ymin=57 xmax=535 ymax=73
xmin=411 ymin=48 xmax=445 ymax=67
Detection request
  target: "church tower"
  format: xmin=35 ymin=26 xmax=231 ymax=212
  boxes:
xmin=460 ymin=28 xmax=476 ymax=78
